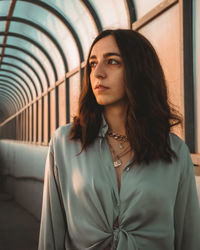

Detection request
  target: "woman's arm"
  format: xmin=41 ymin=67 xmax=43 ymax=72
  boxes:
xmin=174 ymin=145 xmax=200 ymax=250
xmin=38 ymin=138 xmax=71 ymax=250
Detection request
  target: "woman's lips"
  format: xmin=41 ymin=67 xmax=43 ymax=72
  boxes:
xmin=95 ymin=84 xmax=109 ymax=91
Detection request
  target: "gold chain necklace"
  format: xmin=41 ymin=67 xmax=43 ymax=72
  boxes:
xmin=107 ymin=138 xmax=132 ymax=168
xmin=107 ymin=130 xmax=128 ymax=149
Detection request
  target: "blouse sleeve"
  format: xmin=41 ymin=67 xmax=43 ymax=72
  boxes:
xmin=38 ymin=138 xmax=71 ymax=250
xmin=174 ymin=144 xmax=200 ymax=250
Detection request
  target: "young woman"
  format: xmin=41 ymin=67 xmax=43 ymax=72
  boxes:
xmin=38 ymin=29 xmax=200 ymax=250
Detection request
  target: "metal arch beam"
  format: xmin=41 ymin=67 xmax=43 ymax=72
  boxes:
xmin=17 ymin=0 xmax=84 ymax=62
xmin=0 ymin=0 xmax=16 ymax=67
xmin=0 ymin=81 xmax=25 ymax=109
xmin=0 ymin=109 xmax=6 ymax=121
xmin=3 ymin=54 xmax=44 ymax=92
xmin=0 ymin=85 xmax=23 ymax=110
xmin=0 ymin=88 xmax=21 ymax=111
xmin=0 ymin=74 xmax=29 ymax=104
xmin=0 ymin=80 xmax=26 ymax=106
xmin=80 ymin=0 xmax=103 ymax=33
xmin=0 ymin=68 xmax=33 ymax=100
xmin=0 ymin=92 xmax=18 ymax=114
xmin=0 ymin=16 xmax=69 ymax=75
xmin=0 ymin=99 xmax=15 ymax=118
xmin=0 ymin=32 xmax=56 ymax=87
xmin=1 ymin=62 xmax=38 ymax=96
xmin=0 ymin=97 xmax=13 ymax=117
xmin=124 ymin=0 xmax=137 ymax=28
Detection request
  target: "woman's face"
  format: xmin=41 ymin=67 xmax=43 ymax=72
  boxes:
xmin=89 ymin=35 xmax=126 ymax=107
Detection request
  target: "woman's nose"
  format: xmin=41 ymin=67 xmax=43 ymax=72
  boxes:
xmin=94 ymin=62 xmax=106 ymax=79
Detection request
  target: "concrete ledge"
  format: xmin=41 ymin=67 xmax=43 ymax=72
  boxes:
xmin=0 ymin=140 xmax=48 ymax=220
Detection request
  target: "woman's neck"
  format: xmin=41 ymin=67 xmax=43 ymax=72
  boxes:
xmin=104 ymin=104 xmax=128 ymax=135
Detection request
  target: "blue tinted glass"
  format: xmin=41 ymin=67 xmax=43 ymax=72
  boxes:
xmin=13 ymin=1 xmax=79 ymax=71
xmin=0 ymin=0 xmax=10 ymax=16
xmin=42 ymin=0 xmax=97 ymax=59
xmin=89 ymin=0 xmax=128 ymax=29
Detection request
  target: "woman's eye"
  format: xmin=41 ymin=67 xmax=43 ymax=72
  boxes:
xmin=108 ymin=59 xmax=118 ymax=65
xmin=89 ymin=61 xmax=97 ymax=68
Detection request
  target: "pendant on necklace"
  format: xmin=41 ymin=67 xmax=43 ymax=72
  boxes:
xmin=119 ymin=143 xmax=123 ymax=149
xmin=113 ymin=159 xmax=122 ymax=168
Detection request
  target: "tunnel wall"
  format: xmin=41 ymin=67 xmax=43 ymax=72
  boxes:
xmin=0 ymin=139 xmax=48 ymax=220
xmin=0 ymin=0 xmax=200 ymax=222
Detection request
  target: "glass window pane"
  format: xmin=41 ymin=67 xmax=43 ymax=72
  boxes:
xmin=50 ymin=89 xmax=56 ymax=137
xmin=58 ymin=81 xmax=66 ymax=127
xmin=43 ymin=95 xmax=49 ymax=144
xmin=69 ymin=73 xmax=80 ymax=122
xmin=0 ymin=21 xmax=7 ymax=54
xmin=89 ymin=0 xmax=128 ymax=29
xmin=29 ymin=105 xmax=33 ymax=141
xmin=26 ymin=107 xmax=29 ymax=141
xmin=5 ymin=37 xmax=49 ymax=91
xmin=133 ymin=0 xmax=165 ymax=19
xmin=38 ymin=98 xmax=42 ymax=143
xmin=5 ymin=38 xmax=55 ymax=89
xmin=43 ymin=0 xmax=97 ymax=59
xmin=9 ymin=21 xmax=65 ymax=81
xmin=3 ymin=56 xmax=42 ymax=96
xmin=0 ymin=21 xmax=6 ymax=32
xmin=139 ymin=4 xmax=183 ymax=139
xmin=0 ymin=1 xmax=10 ymax=16
xmin=0 ymin=68 xmax=32 ymax=102
xmin=33 ymin=102 xmax=37 ymax=142
xmin=22 ymin=110 xmax=26 ymax=140
xmin=1 ymin=60 xmax=37 ymax=99
xmin=14 ymin=1 xmax=79 ymax=71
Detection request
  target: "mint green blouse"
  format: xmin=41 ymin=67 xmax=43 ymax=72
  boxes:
xmin=38 ymin=120 xmax=200 ymax=250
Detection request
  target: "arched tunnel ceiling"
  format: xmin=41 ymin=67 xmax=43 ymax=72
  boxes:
xmin=0 ymin=0 xmax=136 ymax=123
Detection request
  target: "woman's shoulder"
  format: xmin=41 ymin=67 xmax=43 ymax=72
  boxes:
xmin=169 ymin=132 xmax=189 ymax=154
xmin=169 ymin=132 xmax=192 ymax=165
xmin=54 ymin=123 xmax=72 ymax=139
xmin=50 ymin=123 xmax=73 ymax=147
xmin=169 ymin=132 xmax=183 ymax=145
xmin=49 ymin=123 xmax=81 ymax=154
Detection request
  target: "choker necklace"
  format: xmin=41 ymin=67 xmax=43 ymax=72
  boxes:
xmin=107 ymin=130 xmax=128 ymax=149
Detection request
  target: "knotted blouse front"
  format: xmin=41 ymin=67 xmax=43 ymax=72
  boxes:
xmin=38 ymin=120 xmax=200 ymax=250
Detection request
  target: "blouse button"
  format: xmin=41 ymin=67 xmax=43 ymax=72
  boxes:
xmin=126 ymin=167 xmax=130 ymax=172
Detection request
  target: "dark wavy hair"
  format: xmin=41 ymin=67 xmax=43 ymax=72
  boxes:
xmin=69 ymin=29 xmax=182 ymax=164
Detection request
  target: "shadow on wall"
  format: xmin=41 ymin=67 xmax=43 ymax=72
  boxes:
xmin=0 ymin=140 xmax=48 ymax=220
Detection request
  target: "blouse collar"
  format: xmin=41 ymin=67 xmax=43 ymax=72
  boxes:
xmin=98 ymin=114 xmax=109 ymax=138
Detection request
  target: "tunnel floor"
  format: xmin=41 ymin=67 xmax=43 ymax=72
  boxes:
xmin=0 ymin=192 xmax=40 ymax=250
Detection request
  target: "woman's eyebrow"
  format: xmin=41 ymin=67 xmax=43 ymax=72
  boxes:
xmin=104 ymin=52 xmax=121 ymax=58
xmin=89 ymin=52 xmax=121 ymax=60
